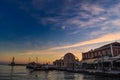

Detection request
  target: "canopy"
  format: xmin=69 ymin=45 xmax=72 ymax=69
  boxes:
xmin=82 ymin=59 xmax=97 ymax=64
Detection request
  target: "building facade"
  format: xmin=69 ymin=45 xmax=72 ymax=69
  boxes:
xmin=82 ymin=42 xmax=120 ymax=60
xmin=53 ymin=53 xmax=79 ymax=69
xmin=82 ymin=42 xmax=120 ymax=70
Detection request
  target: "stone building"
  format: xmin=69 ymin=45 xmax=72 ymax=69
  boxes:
xmin=53 ymin=53 xmax=79 ymax=69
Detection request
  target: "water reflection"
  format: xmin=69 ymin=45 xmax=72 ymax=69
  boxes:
xmin=8 ymin=67 xmax=120 ymax=80
xmin=63 ymin=72 xmax=75 ymax=80
xmin=28 ymin=70 xmax=120 ymax=80
xmin=44 ymin=71 xmax=49 ymax=80
xmin=94 ymin=76 xmax=120 ymax=80
xmin=10 ymin=66 xmax=14 ymax=80
xmin=83 ymin=74 xmax=120 ymax=80
xmin=0 ymin=65 xmax=119 ymax=80
xmin=63 ymin=72 xmax=84 ymax=80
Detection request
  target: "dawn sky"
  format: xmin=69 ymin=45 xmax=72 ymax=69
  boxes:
xmin=0 ymin=0 xmax=120 ymax=63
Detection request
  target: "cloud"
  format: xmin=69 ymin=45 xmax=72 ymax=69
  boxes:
xmin=30 ymin=0 xmax=120 ymax=48
xmin=6 ymin=0 xmax=120 ymax=50
xmin=24 ymin=0 xmax=106 ymax=29
xmin=112 ymin=19 xmax=120 ymax=26
xmin=49 ymin=32 xmax=120 ymax=50
xmin=18 ymin=49 xmax=67 ymax=62
xmin=81 ymin=3 xmax=104 ymax=15
xmin=90 ymin=18 xmax=120 ymax=37
xmin=107 ymin=3 xmax=120 ymax=18
xmin=17 ymin=0 xmax=120 ymax=32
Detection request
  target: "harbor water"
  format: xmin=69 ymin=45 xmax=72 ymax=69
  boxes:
xmin=0 ymin=65 xmax=119 ymax=80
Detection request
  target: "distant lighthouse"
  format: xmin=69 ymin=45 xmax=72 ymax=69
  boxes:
xmin=10 ymin=57 xmax=15 ymax=66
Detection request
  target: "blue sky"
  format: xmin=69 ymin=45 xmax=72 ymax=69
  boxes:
xmin=0 ymin=0 xmax=120 ymax=63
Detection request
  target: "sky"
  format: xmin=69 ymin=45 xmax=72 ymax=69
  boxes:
xmin=0 ymin=0 xmax=120 ymax=64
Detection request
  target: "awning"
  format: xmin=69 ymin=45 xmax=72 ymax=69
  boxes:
xmin=111 ymin=55 xmax=120 ymax=59
xmin=82 ymin=59 xmax=97 ymax=64
xmin=116 ymin=60 xmax=120 ymax=63
xmin=101 ymin=60 xmax=112 ymax=62
xmin=94 ymin=60 xmax=99 ymax=63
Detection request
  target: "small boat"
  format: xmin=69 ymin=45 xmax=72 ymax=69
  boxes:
xmin=26 ymin=62 xmax=40 ymax=69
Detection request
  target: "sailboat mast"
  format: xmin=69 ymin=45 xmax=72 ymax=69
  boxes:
xmin=36 ymin=57 xmax=38 ymax=63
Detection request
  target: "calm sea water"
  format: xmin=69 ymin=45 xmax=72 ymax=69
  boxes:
xmin=0 ymin=65 xmax=119 ymax=80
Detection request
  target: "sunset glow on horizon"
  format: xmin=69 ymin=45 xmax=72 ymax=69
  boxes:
xmin=0 ymin=0 xmax=120 ymax=64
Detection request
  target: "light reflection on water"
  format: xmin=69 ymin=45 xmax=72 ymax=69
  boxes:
xmin=0 ymin=65 xmax=119 ymax=80
xmin=28 ymin=70 xmax=84 ymax=80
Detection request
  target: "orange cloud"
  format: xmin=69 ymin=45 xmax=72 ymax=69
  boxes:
xmin=2 ymin=32 xmax=120 ymax=63
xmin=50 ymin=32 xmax=120 ymax=50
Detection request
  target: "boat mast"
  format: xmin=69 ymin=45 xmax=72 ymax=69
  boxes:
xmin=36 ymin=57 xmax=38 ymax=63
xmin=28 ymin=57 xmax=31 ymax=63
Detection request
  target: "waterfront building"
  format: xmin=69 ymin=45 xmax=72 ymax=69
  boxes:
xmin=53 ymin=53 xmax=80 ymax=70
xmin=81 ymin=42 xmax=120 ymax=70
xmin=82 ymin=42 xmax=120 ymax=60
